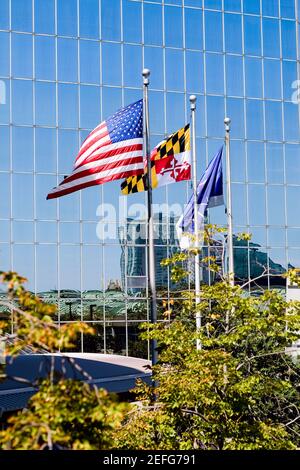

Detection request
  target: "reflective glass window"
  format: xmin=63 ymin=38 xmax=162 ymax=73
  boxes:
xmin=80 ymin=85 xmax=101 ymax=129
xmin=12 ymin=33 xmax=33 ymax=78
xmin=102 ymin=43 xmax=121 ymax=86
xmin=149 ymin=91 xmax=164 ymax=134
xmin=79 ymin=0 xmax=99 ymax=39
xmin=262 ymin=0 xmax=279 ymax=17
xmin=224 ymin=0 xmax=241 ymax=12
xmin=185 ymin=0 xmax=202 ymax=5
xmin=35 ymin=82 xmax=56 ymax=127
xmin=248 ymin=184 xmax=266 ymax=225
xmin=0 ymin=0 xmax=9 ymax=30
xmin=266 ymin=143 xmax=284 ymax=184
xmin=224 ymin=13 xmax=242 ymax=54
xmin=186 ymin=51 xmax=204 ymax=94
xmin=13 ymin=221 xmax=34 ymax=243
xmin=232 ymin=183 xmax=247 ymax=225
xmin=123 ymin=0 xmax=141 ymax=43
xmin=285 ymin=144 xmax=300 ymax=185
xmin=36 ymin=245 xmax=57 ymax=293
xmin=144 ymin=47 xmax=163 ymax=90
xmin=247 ymin=141 xmax=265 ymax=183
xmin=144 ymin=3 xmax=162 ymax=46
xmin=226 ymin=98 xmax=244 ymax=139
xmin=246 ymin=100 xmax=264 ymax=140
xmin=34 ymin=0 xmax=55 ymax=34
xmin=0 ymin=32 xmax=9 ymax=77
xmin=281 ymin=20 xmax=296 ymax=60
xmin=82 ymin=246 xmax=102 ymax=291
xmin=284 ymin=102 xmax=300 ymax=142
xmin=165 ymin=49 xmax=184 ymax=91
xmin=81 ymin=188 xmax=101 ymax=222
xmin=206 ymin=53 xmax=224 ymax=95
xmin=287 ymin=187 xmax=300 ymax=227
xmin=57 ymin=0 xmax=77 ymax=37
xmin=288 ymin=229 xmax=300 ymax=247
xmin=226 ymin=55 xmax=243 ymax=97
xmin=282 ymin=61 xmax=297 ymax=101
xmin=265 ymin=101 xmax=283 ymax=142
xmin=12 ymin=126 xmax=34 ymax=172
xmin=207 ymin=95 xmax=224 ymax=137
xmin=35 ymin=128 xmax=57 ymax=173
xmin=12 ymin=0 xmax=32 ymax=32
xmin=0 ymin=79 xmax=9 ymax=124
xmin=0 ymin=126 xmax=10 ymax=171
xmin=0 ymin=173 xmax=10 ymax=218
xmin=36 ymin=175 xmax=57 ymax=220
xmin=204 ymin=0 xmax=222 ymax=8
xmin=268 ymin=228 xmax=286 ymax=247
xmin=245 ymin=58 xmax=262 ymax=98
xmin=165 ymin=6 xmax=183 ymax=47
xmin=264 ymin=59 xmax=281 ymax=100
xmin=124 ymin=45 xmax=142 ymax=88
xmin=12 ymin=80 xmax=33 ymax=125
xmin=280 ymin=0 xmax=295 ymax=18
xmin=58 ymin=84 xmax=79 ymax=128
xmin=231 ymin=140 xmax=246 ymax=182
xmin=59 ymin=245 xmax=81 ymax=290
xmin=13 ymin=245 xmax=35 ymax=291
xmin=101 ymin=0 xmax=121 ymax=41
xmin=205 ymin=11 xmax=223 ymax=52
xmin=263 ymin=19 xmax=280 ymax=58
xmin=58 ymin=129 xmax=79 ymax=174
xmin=60 ymin=222 xmax=80 ymax=244
xmin=35 ymin=36 xmax=55 ymax=80
xmin=102 ymin=87 xmax=122 ymax=120
xmin=166 ymin=93 xmax=185 ymax=135
xmin=243 ymin=0 xmax=260 ymax=14
xmin=79 ymin=41 xmax=100 ymax=85
xmin=58 ymin=38 xmax=78 ymax=82
xmin=0 ymin=221 xmax=10 ymax=242
xmin=244 ymin=16 xmax=261 ymax=56
xmin=185 ymin=8 xmax=203 ymax=50
xmin=59 ymin=191 xmax=80 ymax=221
xmin=13 ymin=173 xmax=34 ymax=219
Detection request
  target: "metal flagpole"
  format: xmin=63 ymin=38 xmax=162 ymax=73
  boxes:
xmin=190 ymin=95 xmax=201 ymax=350
xmin=224 ymin=117 xmax=234 ymax=286
xmin=143 ymin=68 xmax=158 ymax=366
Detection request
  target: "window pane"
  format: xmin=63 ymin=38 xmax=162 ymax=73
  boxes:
xmin=58 ymin=84 xmax=79 ymax=128
xmin=206 ymin=53 xmax=224 ymax=95
xmin=166 ymin=93 xmax=185 ymax=135
xmin=36 ymin=245 xmax=58 ymax=293
xmin=0 ymin=126 xmax=10 ymax=171
xmin=226 ymin=55 xmax=243 ymax=97
xmin=12 ymin=126 xmax=34 ymax=172
xmin=245 ymin=57 xmax=262 ymax=98
xmin=226 ymin=98 xmax=244 ymax=138
xmin=231 ymin=140 xmax=245 ymax=182
xmin=13 ymin=245 xmax=35 ymax=291
xmin=80 ymin=85 xmax=101 ymax=129
xmin=268 ymin=186 xmax=285 ymax=226
xmin=123 ymin=0 xmax=141 ymax=43
xmin=285 ymin=144 xmax=300 ymax=185
xmin=246 ymin=100 xmax=264 ymax=140
xmin=205 ymin=11 xmax=223 ymax=52
xmin=13 ymin=174 xmax=34 ymax=219
xmin=263 ymin=18 xmax=280 ymax=58
xmin=0 ymin=32 xmax=9 ymax=77
xmin=243 ymin=0 xmax=260 ymax=14
xmin=13 ymin=221 xmax=34 ymax=243
xmin=102 ymin=87 xmax=122 ymax=120
xmin=165 ymin=49 xmax=184 ymax=91
xmin=244 ymin=16 xmax=261 ymax=56
xmin=248 ymin=184 xmax=266 ymax=225
xmin=0 ymin=0 xmax=9 ymax=30
xmin=0 ymin=173 xmax=10 ymax=218
xmin=12 ymin=0 xmax=32 ymax=32
xmin=35 ymin=128 xmax=57 ymax=173
xmin=281 ymin=0 xmax=295 ymax=18
xmin=101 ymin=0 xmax=121 ymax=41
xmin=165 ymin=6 xmax=183 ymax=47
xmin=60 ymin=245 xmax=81 ymax=290
xmin=58 ymin=129 xmax=79 ymax=174
xmin=266 ymin=143 xmax=284 ymax=184
xmin=287 ymin=187 xmax=300 ymax=227
xmin=35 ymin=82 xmax=56 ymax=127
xmin=224 ymin=13 xmax=242 ymax=54
xmin=144 ymin=47 xmax=163 ymax=90
xmin=34 ymin=0 xmax=55 ymax=34
xmin=57 ymin=0 xmax=77 ymax=36
xmin=0 ymin=79 xmax=9 ymax=124
xmin=79 ymin=0 xmax=99 ymax=39
xmin=35 ymin=36 xmax=55 ymax=80
xmin=265 ymin=101 xmax=283 ymax=141
xmin=79 ymin=40 xmax=100 ymax=85
xmin=12 ymin=80 xmax=33 ymax=125
xmin=284 ymin=102 xmax=300 ymax=142
xmin=282 ymin=61 xmax=297 ymax=101
xmin=264 ymin=59 xmax=281 ymax=99
xmin=123 ymin=45 xmax=142 ymax=87
xmin=186 ymin=51 xmax=204 ymax=94
xmin=207 ymin=95 xmax=224 ymax=137
xmin=144 ymin=3 xmax=162 ymax=46
xmin=102 ymin=43 xmax=121 ymax=86
xmin=185 ymin=8 xmax=203 ymax=50
xmin=58 ymin=38 xmax=78 ymax=82
xmin=247 ymin=141 xmax=265 ymax=183
xmin=281 ymin=20 xmax=296 ymax=60
xmin=12 ymin=33 xmax=33 ymax=78
xmin=262 ymin=0 xmax=279 ymax=17
xmin=36 ymin=175 xmax=57 ymax=220
xmin=149 ymin=91 xmax=164 ymax=133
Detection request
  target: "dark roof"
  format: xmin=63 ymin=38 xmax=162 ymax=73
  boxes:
xmin=0 ymin=353 xmax=151 ymax=413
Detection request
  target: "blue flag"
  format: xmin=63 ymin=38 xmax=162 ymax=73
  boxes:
xmin=176 ymin=147 xmax=224 ymax=249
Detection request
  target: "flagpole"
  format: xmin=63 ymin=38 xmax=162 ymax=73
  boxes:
xmin=224 ymin=117 xmax=234 ymax=286
xmin=143 ymin=68 xmax=158 ymax=366
xmin=190 ymin=95 xmax=201 ymax=350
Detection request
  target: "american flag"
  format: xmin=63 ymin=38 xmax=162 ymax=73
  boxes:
xmin=47 ymin=100 xmax=144 ymax=199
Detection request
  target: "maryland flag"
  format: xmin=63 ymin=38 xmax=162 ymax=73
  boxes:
xmin=121 ymin=124 xmax=191 ymax=195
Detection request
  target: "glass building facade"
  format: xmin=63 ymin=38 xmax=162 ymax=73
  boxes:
xmin=1 ymin=0 xmax=300 ymax=357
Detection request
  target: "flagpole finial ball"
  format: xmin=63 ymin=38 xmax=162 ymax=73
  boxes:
xmin=189 ymin=95 xmax=197 ymax=110
xmin=142 ymin=68 xmax=150 ymax=85
xmin=224 ymin=117 xmax=231 ymax=131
